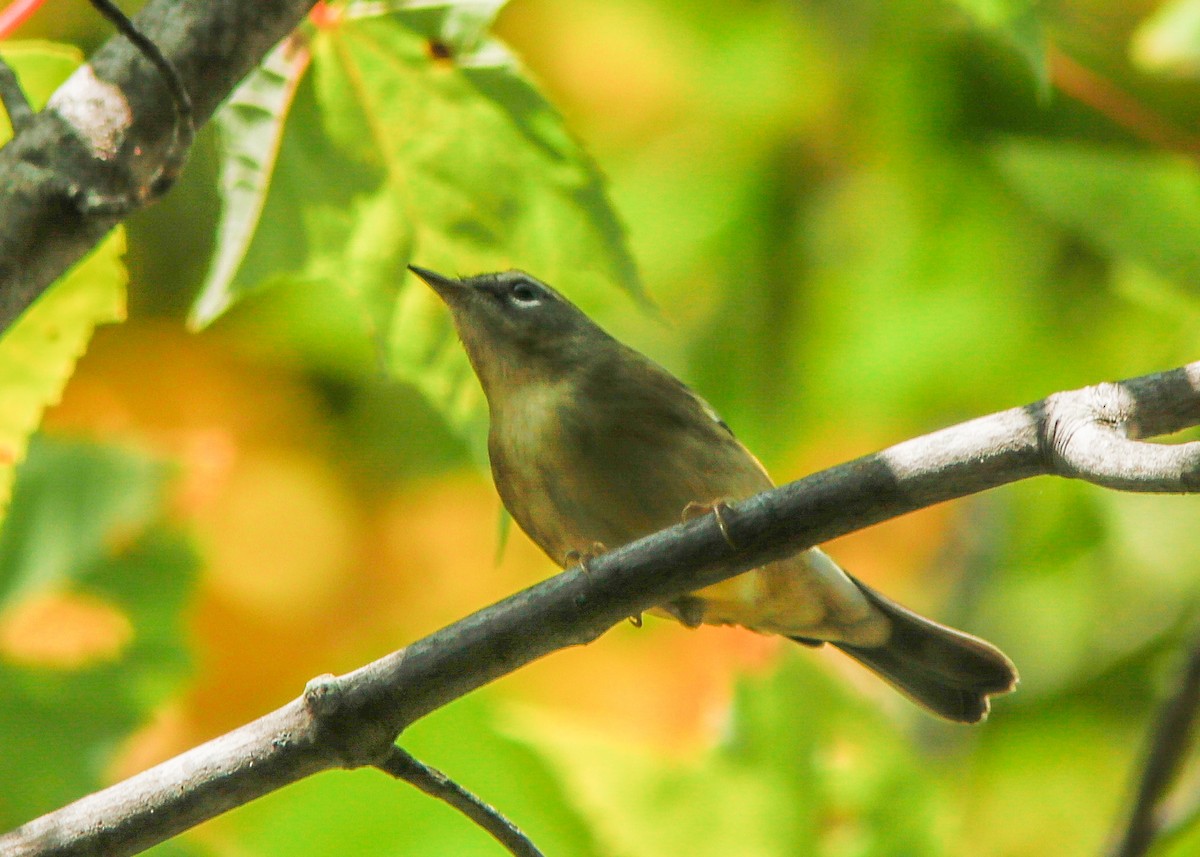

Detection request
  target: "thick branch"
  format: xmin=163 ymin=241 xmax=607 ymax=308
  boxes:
xmin=0 ymin=0 xmax=317 ymax=334
xmin=2 ymin=361 xmax=1199 ymax=857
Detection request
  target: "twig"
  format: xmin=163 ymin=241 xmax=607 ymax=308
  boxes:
xmin=1108 ymin=628 xmax=1200 ymax=857
xmin=1 ymin=361 xmax=1199 ymax=857
xmin=377 ymin=746 xmax=545 ymax=857
xmin=0 ymin=54 xmax=34 ymax=134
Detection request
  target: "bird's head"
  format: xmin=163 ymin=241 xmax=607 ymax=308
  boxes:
xmin=410 ymin=266 xmax=612 ymax=393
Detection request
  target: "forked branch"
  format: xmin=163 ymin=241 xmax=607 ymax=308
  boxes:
xmin=2 ymin=360 xmax=1199 ymax=857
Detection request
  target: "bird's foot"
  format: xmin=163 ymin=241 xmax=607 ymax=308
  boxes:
xmin=682 ymin=499 xmax=738 ymax=549
xmin=564 ymin=543 xmax=645 ymax=626
xmin=563 ymin=541 xmax=608 ymax=577
xmin=564 ymin=542 xmax=608 ymax=611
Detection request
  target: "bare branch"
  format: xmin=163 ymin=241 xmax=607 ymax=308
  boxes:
xmin=2 ymin=361 xmax=1199 ymax=856
xmin=376 ymin=746 xmax=545 ymax=857
xmin=0 ymin=0 xmax=316 ymax=334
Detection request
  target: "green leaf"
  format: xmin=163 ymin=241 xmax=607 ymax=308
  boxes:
xmin=0 ymin=231 xmax=126 ymax=519
xmin=191 ymin=62 xmax=386 ymax=336
xmin=0 ymin=42 xmax=127 ymax=519
xmin=0 ymin=438 xmax=169 ymax=604
xmin=323 ymin=9 xmax=639 ymax=431
xmin=359 ymin=7 xmax=639 ymax=294
xmin=191 ymin=36 xmax=312 ymax=328
xmin=0 ymin=439 xmax=198 ymax=828
xmin=993 ymin=139 xmax=1200 ymax=287
xmin=344 ymin=0 xmax=511 ymax=52
xmin=187 ymin=7 xmax=640 ymax=440
xmin=200 ymin=4 xmax=643 ymax=306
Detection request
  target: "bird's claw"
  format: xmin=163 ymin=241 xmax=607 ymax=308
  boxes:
xmin=682 ymin=500 xmax=738 ymax=549
xmin=564 ymin=541 xmax=608 ymax=577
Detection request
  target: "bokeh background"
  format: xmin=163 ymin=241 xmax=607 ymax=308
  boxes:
xmin=3 ymin=0 xmax=1200 ymax=854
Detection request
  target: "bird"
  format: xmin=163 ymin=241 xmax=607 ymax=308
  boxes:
xmin=411 ymin=265 xmax=1017 ymax=722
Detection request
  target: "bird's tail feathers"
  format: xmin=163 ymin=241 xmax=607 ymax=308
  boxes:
xmin=799 ymin=577 xmax=1017 ymax=723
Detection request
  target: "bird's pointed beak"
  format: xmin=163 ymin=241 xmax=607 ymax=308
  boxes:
xmin=409 ymin=265 xmax=467 ymax=304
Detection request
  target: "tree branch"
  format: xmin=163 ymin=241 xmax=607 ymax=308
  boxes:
xmin=0 ymin=0 xmax=316 ymax=334
xmin=2 ymin=361 xmax=1199 ymax=857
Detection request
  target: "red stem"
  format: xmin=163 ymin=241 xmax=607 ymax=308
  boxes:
xmin=1050 ymin=45 xmax=1200 ymax=158
xmin=0 ymin=0 xmax=47 ymax=40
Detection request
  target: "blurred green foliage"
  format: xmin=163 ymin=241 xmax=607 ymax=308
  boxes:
xmin=0 ymin=438 xmax=197 ymax=828
xmin=2 ymin=0 xmax=1200 ymax=854
xmin=508 ymin=658 xmax=942 ymax=857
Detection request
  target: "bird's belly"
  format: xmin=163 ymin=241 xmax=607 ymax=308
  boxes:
xmin=684 ymin=548 xmax=886 ymax=645
xmin=498 ymin=470 xmax=606 ymax=563
xmin=489 ymin=402 xmax=619 ymax=564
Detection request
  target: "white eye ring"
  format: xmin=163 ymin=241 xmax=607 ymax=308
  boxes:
xmin=510 ymin=282 xmax=542 ymax=306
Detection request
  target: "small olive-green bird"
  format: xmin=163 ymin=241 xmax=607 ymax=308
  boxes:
xmin=412 ymin=265 xmax=1017 ymax=723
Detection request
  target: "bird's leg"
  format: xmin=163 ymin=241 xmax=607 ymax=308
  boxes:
xmin=566 ymin=542 xmax=647 ymax=627
xmin=563 ymin=541 xmax=609 ymax=576
xmin=563 ymin=546 xmax=595 ymax=611
xmin=682 ymin=499 xmax=738 ymax=549
xmin=563 ymin=548 xmax=586 ymax=572
xmin=565 ymin=542 xmax=637 ymax=617
xmin=665 ymin=501 xmax=736 ymax=630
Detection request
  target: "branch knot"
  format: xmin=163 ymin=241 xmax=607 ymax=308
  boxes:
xmin=304 ymin=672 xmax=398 ymax=769
xmin=303 ymin=673 xmax=342 ymax=717
xmin=1042 ymin=376 xmax=1200 ymax=492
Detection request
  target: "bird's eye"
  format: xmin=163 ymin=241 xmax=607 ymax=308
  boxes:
xmin=510 ymin=281 xmax=543 ymax=306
